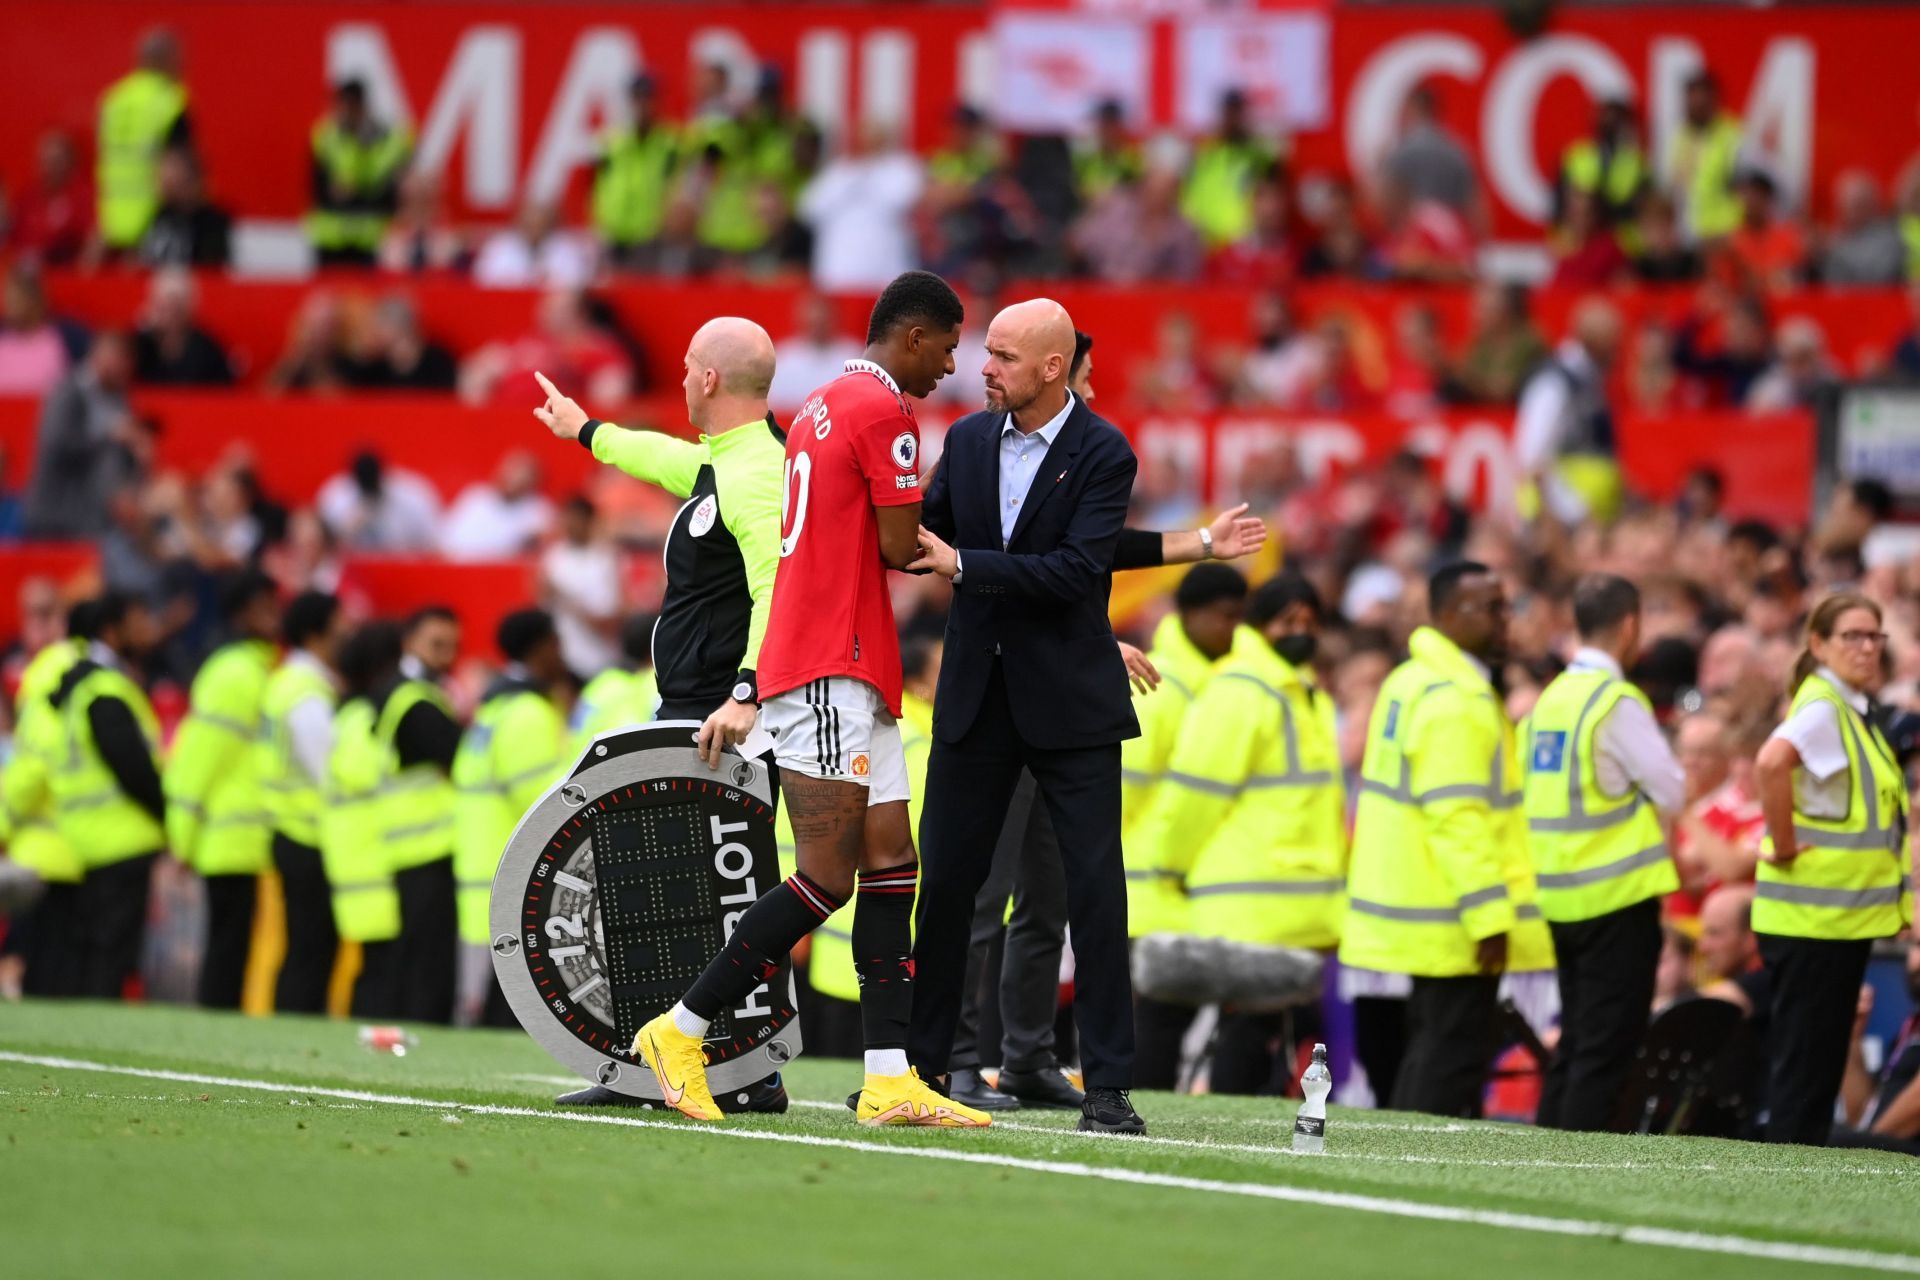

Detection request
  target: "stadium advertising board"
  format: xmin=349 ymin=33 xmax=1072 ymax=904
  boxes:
xmin=2 ymin=4 xmax=1913 ymax=234
xmin=490 ymin=723 xmax=797 ymax=1101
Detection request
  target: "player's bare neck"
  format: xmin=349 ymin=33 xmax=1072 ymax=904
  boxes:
xmin=862 ymin=344 xmax=910 ymax=395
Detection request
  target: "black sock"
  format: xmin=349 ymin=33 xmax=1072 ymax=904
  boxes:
xmin=680 ymin=871 xmax=844 ymax=1022
xmin=853 ymin=862 xmax=918 ymax=1050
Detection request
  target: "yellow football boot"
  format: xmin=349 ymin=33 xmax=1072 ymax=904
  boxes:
xmin=856 ymin=1067 xmax=993 ymax=1128
xmin=631 ymin=1012 xmax=723 ymax=1121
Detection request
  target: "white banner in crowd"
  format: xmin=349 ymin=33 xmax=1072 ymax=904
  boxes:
xmin=991 ymin=14 xmax=1151 ymax=131
xmin=990 ymin=10 xmax=1330 ymax=134
xmin=1177 ymin=14 xmax=1330 ymax=132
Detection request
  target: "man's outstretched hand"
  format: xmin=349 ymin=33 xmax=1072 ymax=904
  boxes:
xmin=532 ymin=371 xmax=590 ymax=441
xmin=1208 ymin=502 xmax=1268 ymax=561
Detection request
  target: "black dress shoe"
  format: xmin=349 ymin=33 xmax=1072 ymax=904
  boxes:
xmin=949 ymin=1068 xmax=1021 ymax=1111
xmin=1078 ymin=1087 xmax=1146 ymax=1135
xmin=557 ymin=1073 xmax=789 ymax=1115
xmin=996 ymin=1066 xmax=1084 ymax=1111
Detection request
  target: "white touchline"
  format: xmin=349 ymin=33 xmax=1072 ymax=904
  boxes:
xmin=783 ymin=1099 xmax=1920 ymax=1178
xmin=4 ymin=1051 xmax=1917 ymax=1276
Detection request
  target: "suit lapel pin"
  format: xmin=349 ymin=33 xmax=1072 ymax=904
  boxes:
xmin=1056 ymin=469 xmax=1068 ymax=484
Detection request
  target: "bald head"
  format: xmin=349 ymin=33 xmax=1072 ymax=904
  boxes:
xmin=683 ymin=317 xmax=775 ymax=431
xmin=983 ymin=298 xmax=1076 ymax=423
xmin=690 ymin=317 xmax=774 ymax=396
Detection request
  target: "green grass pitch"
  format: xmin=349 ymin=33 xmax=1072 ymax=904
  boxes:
xmin=2 ymin=1001 xmax=1916 ymax=1278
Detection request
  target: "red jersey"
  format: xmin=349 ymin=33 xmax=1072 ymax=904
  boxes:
xmin=756 ymin=360 xmax=922 ymax=714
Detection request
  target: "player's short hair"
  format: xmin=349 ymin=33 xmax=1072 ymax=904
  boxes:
xmin=497 ymin=608 xmax=557 ymax=663
xmin=219 ymin=569 xmax=278 ymax=623
xmin=1572 ymin=573 xmax=1640 ymax=639
xmin=405 ymin=604 xmax=458 ymax=636
xmin=1070 ymin=329 xmax=1094 ymax=382
xmin=1428 ymin=560 xmax=1493 ymax=617
xmin=283 ymin=591 xmax=340 ymax=650
xmin=620 ymin=614 xmax=655 ymax=666
xmin=866 ymin=270 xmax=964 ymax=345
xmin=1247 ymin=572 xmax=1321 ymax=629
xmin=1174 ymin=563 xmax=1247 ymax=613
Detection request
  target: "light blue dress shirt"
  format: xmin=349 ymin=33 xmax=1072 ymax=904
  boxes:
xmin=996 ymin=392 xmax=1075 ymax=546
xmin=954 ymin=392 xmax=1075 ymax=584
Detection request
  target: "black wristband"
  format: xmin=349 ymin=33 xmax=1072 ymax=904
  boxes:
xmin=577 ymin=418 xmax=605 ymax=451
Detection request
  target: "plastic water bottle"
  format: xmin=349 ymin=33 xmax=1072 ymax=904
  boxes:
xmin=1292 ymin=1043 xmax=1331 ymax=1154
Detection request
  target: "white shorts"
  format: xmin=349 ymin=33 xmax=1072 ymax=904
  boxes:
xmin=761 ymin=676 xmax=909 ymax=806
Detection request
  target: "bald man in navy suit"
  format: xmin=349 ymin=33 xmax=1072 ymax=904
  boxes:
xmin=905 ymin=298 xmax=1147 ymax=1134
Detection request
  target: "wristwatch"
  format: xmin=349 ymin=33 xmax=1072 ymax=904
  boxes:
xmin=1197 ymin=526 xmax=1215 ymax=559
xmin=730 ymin=670 xmax=759 ymax=706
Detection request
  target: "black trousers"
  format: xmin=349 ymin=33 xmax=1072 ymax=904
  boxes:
xmin=911 ymin=663 xmax=1134 ymax=1089
xmin=273 ymin=833 xmax=338 ymax=1014
xmin=1393 ymin=974 xmax=1500 ymax=1117
xmin=1538 ymin=897 xmax=1661 ymax=1132
xmin=952 ymin=768 xmax=1070 ymax=1073
xmin=1758 ymin=932 xmax=1872 ymax=1146
xmin=19 ymin=881 xmax=84 ymax=998
xmin=394 ymin=855 xmax=458 ymax=1024
xmin=351 ymin=938 xmax=403 ymax=1020
xmin=1353 ymin=996 xmax=1409 ymax=1107
xmin=197 ymin=873 xmax=258 ymax=1010
xmin=1133 ymin=993 xmax=1198 ymax=1090
xmin=76 ymin=852 xmax=157 ymax=999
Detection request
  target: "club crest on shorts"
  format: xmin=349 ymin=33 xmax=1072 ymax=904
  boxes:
xmin=688 ymin=494 xmax=718 ymax=538
xmin=890 ymin=432 xmax=917 ymax=471
xmin=852 ymin=753 xmax=871 ymax=777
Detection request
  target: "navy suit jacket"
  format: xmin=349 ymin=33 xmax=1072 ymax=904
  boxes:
xmin=921 ymin=396 xmax=1140 ymax=750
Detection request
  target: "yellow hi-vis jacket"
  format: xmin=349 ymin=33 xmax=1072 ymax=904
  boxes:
xmin=1670 ymin=113 xmax=1743 ymax=241
xmin=1521 ymin=667 xmax=1678 ymax=922
xmin=47 ymin=657 xmax=165 ymax=868
xmin=1 ymin=640 xmax=87 ymax=884
xmin=319 ymin=697 xmax=402 ymax=943
xmin=1119 ymin=613 xmax=1220 ymax=936
xmin=1140 ymin=626 xmax=1346 ymax=949
xmin=257 ymin=654 xmax=335 ymax=849
xmin=453 ymin=677 xmax=566 ymax=946
xmin=373 ymin=679 xmax=458 ymax=872
xmin=97 ymin=69 xmax=187 ymax=247
xmin=808 ymin=693 xmax=933 ymax=1003
xmin=592 ymin=122 xmax=680 ymax=247
xmin=1340 ymin=627 xmax=1553 ymax=978
xmin=1754 ymin=674 xmax=1913 ymax=941
xmin=166 ymin=639 xmax=275 ymax=877
xmin=570 ymin=665 xmax=660 ymax=756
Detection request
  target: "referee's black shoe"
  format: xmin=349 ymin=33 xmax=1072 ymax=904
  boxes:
xmin=996 ymin=1065 xmax=1082 ymax=1111
xmin=1078 ymin=1087 xmax=1146 ymax=1135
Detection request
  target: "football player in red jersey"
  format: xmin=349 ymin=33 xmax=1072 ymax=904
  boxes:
xmin=632 ymin=272 xmax=992 ymax=1126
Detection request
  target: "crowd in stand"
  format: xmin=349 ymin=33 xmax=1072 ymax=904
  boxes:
xmin=5 ymin=30 xmax=1920 ymax=293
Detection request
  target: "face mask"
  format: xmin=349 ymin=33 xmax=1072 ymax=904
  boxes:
xmin=1273 ymin=633 xmax=1317 ymax=667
